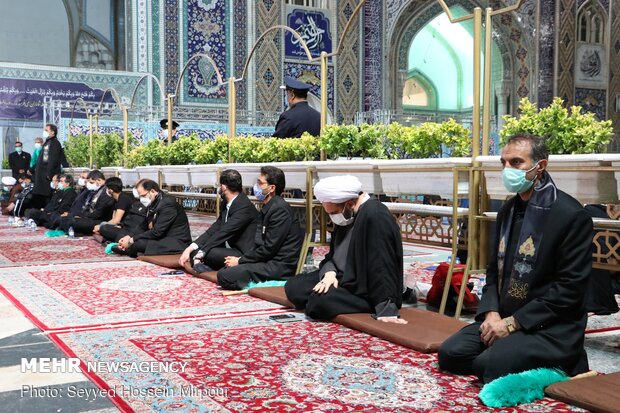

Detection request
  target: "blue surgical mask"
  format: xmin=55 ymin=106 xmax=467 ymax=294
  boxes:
xmin=253 ymin=183 xmax=267 ymax=202
xmin=15 ymin=147 xmax=22 ymax=153
xmin=57 ymin=183 xmax=64 ymax=190
xmin=502 ymin=162 xmax=539 ymax=193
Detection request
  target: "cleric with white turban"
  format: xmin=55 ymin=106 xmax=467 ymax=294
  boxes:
xmin=314 ymin=175 xmax=362 ymax=204
xmin=286 ymin=174 xmax=406 ymax=324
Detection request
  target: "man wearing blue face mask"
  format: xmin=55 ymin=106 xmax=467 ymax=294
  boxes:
xmin=285 ymin=175 xmax=405 ymax=323
xmin=216 ymin=166 xmax=303 ymax=290
xmin=438 ymin=133 xmax=592 ymax=383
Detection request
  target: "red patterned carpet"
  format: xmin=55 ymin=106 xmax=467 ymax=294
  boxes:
xmin=0 ymin=260 xmax=285 ymax=330
xmin=51 ymin=314 xmax=582 ymax=413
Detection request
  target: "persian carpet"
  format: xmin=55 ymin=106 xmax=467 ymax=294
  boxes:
xmin=50 ymin=313 xmax=584 ymax=413
xmin=0 ymin=236 xmax=132 ymax=267
xmin=0 ymin=260 xmax=286 ymax=330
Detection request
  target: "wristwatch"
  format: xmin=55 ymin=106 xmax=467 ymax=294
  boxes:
xmin=505 ymin=317 xmax=517 ymax=334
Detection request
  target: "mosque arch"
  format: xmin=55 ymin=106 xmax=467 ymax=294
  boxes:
xmin=386 ymin=1 xmax=526 ymax=119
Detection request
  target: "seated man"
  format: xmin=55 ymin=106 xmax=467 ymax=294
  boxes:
xmin=438 ymin=133 xmax=592 ymax=383
xmin=95 ymin=177 xmax=147 ymax=242
xmin=57 ymin=170 xmax=114 ymax=235
xmin=25 ymin=174 xmax=77 ymax=226
xmin=46 ymin=171 xmax=91 ymax=229
xmin=12 ymin=174 xmax=34 ymax=217
xmin=115 ymin=179 xmax=191 ymax=257
xmin=217 ymin=166 xmax=303 ymax=290
xmin=179 ymin=169 xmax=258 ymax=271
xmin=285 ymin=175 xmax=406 ymax=323
xmin=2 ymin=174 xmax=27 ymax=215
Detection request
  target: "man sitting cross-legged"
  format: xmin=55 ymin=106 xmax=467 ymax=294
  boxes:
xmin=285 ymin=175 xmax=406 ymax=323
xmin=25 ymin=174 xmax=77 ymax=226
xmin=94 ymin=177 xmax=147 ymax=243
xmin=115 ymin=179 xmax=191 ymax=257
xmin=57 ymin=170 xmax=114 ymax=235
xmin=217 ymin=166 xmax=303 ymax=290
xmin=178 ymin=169 xmax=258 ymax=272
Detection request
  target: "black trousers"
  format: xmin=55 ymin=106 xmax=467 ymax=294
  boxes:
xmin=59 ymin=216 xmax=98 ymax=235
xmin=437 ymin=322 xmax=589 ymax=383
xmin=99 ymin=225 xmax=131 ymax=243
xmin=217 ymin=260 xmax=296 ymax=291
xmin=284 ymin=270 xmax=371 ymax=320
xmin=24 ymin=209 xmax=50 ymax=225
xmin=198 ymin=247 xmax=241 ymax=271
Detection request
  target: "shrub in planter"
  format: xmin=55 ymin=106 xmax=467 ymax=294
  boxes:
xmin=501 ymin=97 xmax=614 ymax=154
xmin=356 ymin=124 xmax=388 ymax=159
xmin=168 ymin=135 xmax=201 ymax=165
xmin=65 ymin=133 xmax=137 ymax=167
xmin=320 ymin=124 xmax=359 ymax=159
xmin=195 ymin=135 xmax=230 ymax=164
xmin=64 ymin=134 xmax=91 ymax=167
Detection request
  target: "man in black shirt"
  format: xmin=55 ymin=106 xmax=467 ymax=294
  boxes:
xmin=96 ymin=177 xmax=147 ymax=242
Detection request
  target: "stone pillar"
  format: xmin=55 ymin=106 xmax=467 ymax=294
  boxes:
xmin=495 ymin=80 xmax=511 ymax=132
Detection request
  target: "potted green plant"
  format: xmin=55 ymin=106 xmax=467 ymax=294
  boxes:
xmin=482 ymin=97 xmax=617 ymax=203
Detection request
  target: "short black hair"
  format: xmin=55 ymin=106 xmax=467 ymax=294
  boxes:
xmin=288 ymin=88 xmax=308 ymax=100
xmin=138 ymin=179 xmax=160 ymax=192
xmin=88 ymin=170 xmax=105 ymax=181
xmin=18 ymin=173 xmax=29 ymax=181
xmin=105 ymin=177 xmax=123 ymax=194
xmin=46 ymin=123 xmax=58 ymax=137
xmin=260 ymin=166 xmax=285 ymax=196
xmin=505 ymin=133 xmax=549 ymax=163
xmin=15 ymin=141 xmax=23 ymax=147
xmin=220 ymin=169 xmax=242 ymax=193
xmin=61 ymin=174 xmax=74 ymax=186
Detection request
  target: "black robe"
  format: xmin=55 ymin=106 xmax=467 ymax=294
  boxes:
xmin=438 ymin=189 xmax=592 ymax=382
xmin=285 ymin=198 xmax=404 ymax=320
xmin=32 ymin=136 xmax=62 ymax=198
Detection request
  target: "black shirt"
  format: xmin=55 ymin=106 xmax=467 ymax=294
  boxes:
xmin=114 ymin=192 xmax=133 ymax=213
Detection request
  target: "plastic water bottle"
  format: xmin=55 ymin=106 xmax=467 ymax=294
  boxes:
xmin=68 ymin=226 xmax=75 ymax=238
xmin=7 ymin=216 xmax=14 ymax=225
xmin=29 ymin=219 xmax=37 ymax=232
xmin=455 ymin=256 xmax=461 ymax=265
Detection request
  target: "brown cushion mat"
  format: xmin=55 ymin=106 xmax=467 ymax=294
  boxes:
xmin=137 ymin=254 xmax=183 ymax=269
xmin=333 ymin=307 xmax=468 ymax=353
xmin=545 ymin=372 xmax=620 ymax=413
xmin=248 ymin=286 xmax=295 ymax=308
xmin=182 ymin=262 xmax=218 ymax=282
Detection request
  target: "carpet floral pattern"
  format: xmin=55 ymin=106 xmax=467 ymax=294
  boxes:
xmin=51 ymin=314 xmax=584 ymax=413
xmin=0 ymin=260 xmax=284 ymax=330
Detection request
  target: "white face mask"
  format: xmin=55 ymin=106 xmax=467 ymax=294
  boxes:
xmin=42 ymin=131 xmax=49 ymax=139
xmin=35 ymin=143 xmax=42 ymax=149
xmin=92 ymin=183 xmax=101 ymax=191
xmin=139 ymin=196 xmax=151 ymax=207
xmin=162 ymin=129 xmax=169 ymax=138
xmin=50 ymin=181 xmax=56 ymax=190
xmin=329 ymin=205 xmax=355 ymax=226
xmin=86 ymin=182 xmax=96 ymax=191
xmin=132 ymin=188 xmax=140 ymax=199
xmin=78 ymin=178 xmax=86 ymax=187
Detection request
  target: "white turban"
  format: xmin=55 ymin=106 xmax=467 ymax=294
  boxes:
xmin=2 ymin=176 xmax=16 ymax=186
xmin=314 ymin=175 xmax=362 ymax=203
